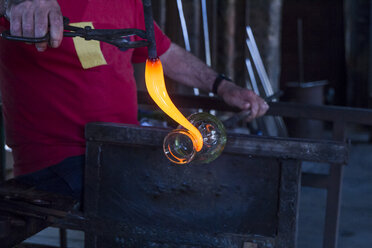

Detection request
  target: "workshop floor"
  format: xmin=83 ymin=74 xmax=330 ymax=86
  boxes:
xmin=18 ymin=129 xmax=372 ymax=248
xmin=298 ymin=142 xmax=372 ymax=248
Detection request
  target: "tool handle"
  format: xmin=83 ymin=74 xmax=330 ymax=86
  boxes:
xmin=0 ymin=17 xmax=70 ymax=43
xmin=222 ymin=91 xmax=283 ymax=129
xmin=0 ymin=31 xmax=50 ymax=43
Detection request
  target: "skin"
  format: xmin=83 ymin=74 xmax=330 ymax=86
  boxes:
xmin=1 ymin=0 xmax=63 ymax=51
xmin=0 ymin=0 xmax=269 ymax=119
xmin=160 ymin=43 xmax=269 ymax=121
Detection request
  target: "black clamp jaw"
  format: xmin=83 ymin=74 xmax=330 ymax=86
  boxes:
xmin=0 ymin=0 xmax=157 ymax=56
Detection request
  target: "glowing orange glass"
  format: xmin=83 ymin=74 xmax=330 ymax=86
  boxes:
xmin=145 ymin=57 xmax=203 ymax=152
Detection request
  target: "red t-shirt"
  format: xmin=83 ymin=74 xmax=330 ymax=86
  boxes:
xmin=0 ymin=0 xmax=171 ymax=176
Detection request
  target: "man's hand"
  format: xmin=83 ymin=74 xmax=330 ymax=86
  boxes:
xmin=217 ymin=80 xmax=269 ymax=122
xmin=5 ymin=0 xmax=63 ymax=51
xmin=161 ymin=43 xmax=269 ymax=121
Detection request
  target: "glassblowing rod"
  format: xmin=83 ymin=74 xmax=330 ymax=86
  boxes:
xmin=143 ymin=0 xmax=157 ymax=59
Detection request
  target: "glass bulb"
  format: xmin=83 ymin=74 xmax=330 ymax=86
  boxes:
xmin=163 ymin=112 xmax=227 ymax=165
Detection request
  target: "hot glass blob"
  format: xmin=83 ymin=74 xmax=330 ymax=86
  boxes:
xmin=145 ymin=57 xmax=203 ymax=152
xmin=163 ymin=112 xmax=227 ymax=165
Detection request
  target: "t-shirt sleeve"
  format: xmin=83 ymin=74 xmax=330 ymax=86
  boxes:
xmin=131 ymin=0 xmax=171 ymax=63
xmin=0 ymin=17 xmax=10 ymax=32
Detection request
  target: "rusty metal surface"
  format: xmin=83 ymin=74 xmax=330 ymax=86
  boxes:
xmin=0 ymin=180 xmax=77 ymax=248
xmin=85 ymin=142 xmax=281 ymax=247
xmin=81 ymin=124 xmax=338 ymax=247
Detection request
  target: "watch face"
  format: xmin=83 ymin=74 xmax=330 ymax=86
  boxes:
xmin=221 ymin=74 xmax=232 ymax=81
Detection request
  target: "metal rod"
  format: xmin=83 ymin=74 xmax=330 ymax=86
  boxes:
xmin=0 ymin=109 xmax=5 ymax=182
xmin=201 ymin=0 xmax=211 ymax=66
xmin=159 ymin=0 xmax=167 ymax=30
xmin=246 ymin=27 xmax=288 ymax=136
xmin=176 ymin=0 xmax=199 ymax=96
xmin=212 ymin=0 xmax=218 ymax=68
xmin=245 ymin=58 xmax=259 ymax=94
xmin=369 ymin=0 xmax=372 ymax=101
xmin=246 ymin=27 xmax=274 ymax=96
xmin=137 ymin=91 xmax=372 ymax=125
xmin=201 ymin=0 xmax=214 ymax=100
xmin=223 ymin=91 xmax=283 ymax=129
xmin=176 ymin=0 xmax=191 ymax=52
xmin=297 ymin=18 xmax=304 ymax=84
xmin=143 ymin=0 xmax=157 ymax=58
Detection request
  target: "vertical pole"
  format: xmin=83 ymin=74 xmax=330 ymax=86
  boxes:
xmin=159 ymin=0 xmax=167 ymax=30
xmin=212 ymin=0 xmax=218 ymax=69
xmin=200 ymin=0 xmax=214 ymax=101
xmin=297 ymin=18 xmax=304 ymax=84
xmin=191 ymin=0 xmax=201 ymax=58
xmin=59 ymin=228 xmax=67 ymax=248
xmin=323 ymin=121 xmax=346 ymax=248
xmin=369 ymin=0 xmax=372 ymax=105
xmin=0 ymin=106 xmax=5 ymax=182
xmin=143 ymin=0 xmax=157 ymax=59
xmin=176 ymin=0 xmax=191 ymax=52
xmin=176 ymin=0 xmax=199 ymax=96
xmin=225 ymin=0 xmax=236 ymax=79
xmin=277 ymin=159 xmax=302 ymax=248
xmin=201 ymin=0 xmax=211 ymax=67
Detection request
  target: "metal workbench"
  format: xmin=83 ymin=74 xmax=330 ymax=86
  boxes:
xmin=0 ymin=92 xmax=369 ymax=247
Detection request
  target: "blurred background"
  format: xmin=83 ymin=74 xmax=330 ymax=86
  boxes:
xmin=6 ymin=0 xmax=372 ymax=247
xmin=139 ymin=0 xmax=372 ymax=247
xmin=149 ymin=0 xmax=371 ymax=108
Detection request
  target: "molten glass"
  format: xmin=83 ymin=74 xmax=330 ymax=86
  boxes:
xmin=145 ymin=57 xmax=203 ymax=152
xmin=163 ymin=112 xmax=227 ymax=164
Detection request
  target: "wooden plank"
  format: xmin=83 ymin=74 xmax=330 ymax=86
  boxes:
xmin=84 ymin=142 xmax=102 ymax=248
xmin=323 ymin=121 xmax=346 ymax=248
xmin=85 ymin=123 xmax=349 ymax=164
xmin=276 ymin=160 xmax=302 ymax=248
xmin=137 ymin=91 xmax=372 ymax=125
xmin=0 ymin=180 xmax=77 ymax=248
xmin=15 ymin=244 xmax=59 ymax=248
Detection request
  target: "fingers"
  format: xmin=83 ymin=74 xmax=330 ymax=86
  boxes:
xmin=48 ymin=10 xmax=63 ymax=48
xmin=7 ymin=0 xmax=63 ymax=51
xmin=9 ymin=6 xmax=23 ymax=36
xmin=35 ymin=8 xmax=49 ymax=51
xmin=246 ymin=99 xmax=259 ymax=122
xmin=228 ymin=93 xmax=251 ymax=110
xmin=22 ymin=9 xmax=34 ymax=38
xmin=239 ymin=90 xmax=269 ymax=122
xmin=220 ymin=83 xmax=270 ymax=121
xmin=258 ymin=100 xmax=269 ymax=116
xmin=246 ymin=97 xmax=269 ymax=122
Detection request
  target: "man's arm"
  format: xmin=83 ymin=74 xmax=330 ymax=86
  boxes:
xmin=0 ymin=0 xmax=5 ymax=16
xmin=1 ymin=0 xmax=63 ymax=52
xmin=160 ymin=43 xmax=269 ymax=121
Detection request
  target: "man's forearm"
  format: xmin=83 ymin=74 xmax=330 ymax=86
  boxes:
xmin=159 ymin=42 xmax=269 ymax=119
xmin=0 ymin=0 xmax=6 ymax=16
xmin=160 ymin=43 xmax=218 ymax=93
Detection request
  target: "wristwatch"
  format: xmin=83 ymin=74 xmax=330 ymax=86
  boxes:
xmin=212 ymin=74 xmax=232 ymax=95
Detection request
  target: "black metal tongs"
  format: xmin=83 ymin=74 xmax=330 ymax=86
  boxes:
xmin=0 ymin=16 xmax=150 ymax=51
xmin=0 ymin=0 xmax=158 ymax=55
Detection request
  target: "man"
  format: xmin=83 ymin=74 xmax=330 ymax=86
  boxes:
xmin=0 ymin=0 xmax=268 ymax=200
